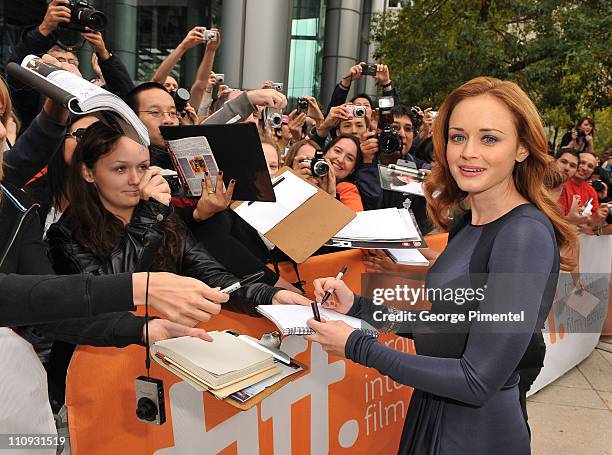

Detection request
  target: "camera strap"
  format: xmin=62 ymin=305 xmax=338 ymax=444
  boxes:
xmin=145 ymin=271 xmax=151 ymax=378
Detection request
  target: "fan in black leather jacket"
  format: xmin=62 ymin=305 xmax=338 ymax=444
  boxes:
xmin=47 ymin=198 xmax=280 ymax=314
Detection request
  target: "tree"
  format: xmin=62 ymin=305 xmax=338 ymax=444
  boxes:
xmin=371 ymin=0 xmax=611 ymax=142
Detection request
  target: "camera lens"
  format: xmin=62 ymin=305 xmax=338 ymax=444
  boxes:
xmin=136 ymin=397 xmax=158 ymax=421
xmin=312 ymin=160 xmax=330 ymax=177
xmin=77 ymin=8 xmax=107 ymax=31
xmin=269 ymin=113 xmax=282 ymax=128
xmin=354 ymin=106 xmax=366 ymax=117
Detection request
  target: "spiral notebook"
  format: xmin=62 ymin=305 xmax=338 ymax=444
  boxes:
xmin=256 ymin=305 xmax=379 ymax=338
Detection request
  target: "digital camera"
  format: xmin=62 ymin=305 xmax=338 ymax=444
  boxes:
xmin=135 ymin=376 xmax=166 ymax=425
xmin=345 ymin=105 xmax=366 ymax=118
xmin=361 ymin=63 xmax=377 ymax=77
xmin=203 ymin=30 xmax=218 ymax=41
xmin=160 ymin=169 xmax=181 ymax=196
xmin=272 ymin=82 xmax=283 ymax=92
xmin=61 ymin=1 xmax=107 ymax=32
xmin=376 ymin=97 xmax=402 ymax=155
xmin=263 ymin=106 xmax=283 ymax=129
xmin=297 ymin=97 xmax=308 ymax=114
xmin=214 ymin=73 xmax=224 ymax=84
xmin=576 ymin=128 xmax=587 ymax=139
xmin=310 ymin=150 xmax=330 ymax=177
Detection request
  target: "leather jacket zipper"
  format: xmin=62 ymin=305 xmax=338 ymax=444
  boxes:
xmin=0 ymin=204 xmax=39 ymax=269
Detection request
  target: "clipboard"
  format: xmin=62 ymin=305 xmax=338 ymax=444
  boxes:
xmin=232 ymin=167 xmax=356 ymax=263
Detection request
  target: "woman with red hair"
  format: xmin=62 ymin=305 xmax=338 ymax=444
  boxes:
xmin=306 ymin=77 xmax=575 ymax=454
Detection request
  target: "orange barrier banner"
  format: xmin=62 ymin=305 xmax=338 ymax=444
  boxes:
xmin=67 ymin=250 xmax=414 ymax=455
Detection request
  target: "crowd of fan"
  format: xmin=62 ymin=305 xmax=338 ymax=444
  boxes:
xmin=0 ymin=0 xmax=610 ymax=439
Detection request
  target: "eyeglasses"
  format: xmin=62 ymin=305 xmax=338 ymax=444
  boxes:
xmin=55 ymin=57 xmax=79 ymax=66
xmin=139 ymin=110 xmax=180 ymax=119
xmin=391 ymin=124 xmax=414 ymax=133
xmin=64 ymin=128 xmax=88 ymax=141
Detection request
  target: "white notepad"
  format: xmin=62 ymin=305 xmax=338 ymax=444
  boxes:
xmin=256 ymin=305 xmax=378 ymax=337
xmin=333 ymin=208 xmax=420 ymax=241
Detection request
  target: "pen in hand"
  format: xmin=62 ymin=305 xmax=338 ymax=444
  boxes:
xmin=310 ymin=301 xmax=321 ymax=322
xmin=220 ymin=270 xmax=265 ymax=294
xmin=320 ymin=265 xmax=348 ymax=306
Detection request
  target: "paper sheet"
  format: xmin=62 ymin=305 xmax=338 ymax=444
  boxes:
xmin=565 ymin=290 xmax=600 ymax=318
xmin=333 ymin=208 xmax=420 ymax=241
xmin=233 ymin=171 xmax=317 ymax=234
xmin=386 ymin=248 xmax=429 ymax=265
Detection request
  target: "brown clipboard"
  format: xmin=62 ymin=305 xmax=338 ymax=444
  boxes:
xmin=222 ymin=358 xmax=308 ymax=410
xmin=231 ymin=167 xmax=356 ymax=263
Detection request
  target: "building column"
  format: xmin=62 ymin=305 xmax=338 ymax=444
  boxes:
xmin=356 ymin=0 xmax=385 ymax=98
xmin=320 ymin=0 xmax=363 ymax=106
xmin=219 ymin=0 xmax=293 ymax=90
xmin=110 ymin=0 xmax=138 ymax=80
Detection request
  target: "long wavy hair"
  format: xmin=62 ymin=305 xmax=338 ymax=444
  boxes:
xmin=67 ymin=122 xmax=183 ymax=268
xmin=424 ymin=76 xmax=576 ymax=270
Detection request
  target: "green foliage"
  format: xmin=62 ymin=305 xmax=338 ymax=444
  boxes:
xmin=371 ymin=0 xmax=611 ymax=134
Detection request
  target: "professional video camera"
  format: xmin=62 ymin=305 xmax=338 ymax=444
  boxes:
xmin=61 ymin=1 xmax=107 ymax=32
xmin=376 ymin=96 xmax=402 ymax=155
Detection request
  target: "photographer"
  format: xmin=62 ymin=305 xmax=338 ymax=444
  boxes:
xmin=7 ymin=0 xmax=134 ymax=131
xmin=151 ymin=27 xmax=222 ymax=114
xmin=327 ymin=62 xmax=399 ymax=117
xmin=559 ymin=117 xmax=595 ymax=154
xmin=285 ymin=136 xmax=364 ymax=211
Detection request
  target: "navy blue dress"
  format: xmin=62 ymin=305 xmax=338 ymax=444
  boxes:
xmin=345 ymin=204 xmax=560 ymax=454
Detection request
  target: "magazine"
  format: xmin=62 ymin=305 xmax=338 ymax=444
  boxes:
xmin=378 ymin=164 xmax=425 ymax=196
xmin=164 ymin=136 xmax=222 ymax=197
xmin=7 ymin=55 xmax=149 ymax=146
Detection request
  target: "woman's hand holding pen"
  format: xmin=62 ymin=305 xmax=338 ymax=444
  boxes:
xmin=305 ymin=319 xmax=354 ymax=358
xmin=312 ymin=277 xmax=354 ymax=314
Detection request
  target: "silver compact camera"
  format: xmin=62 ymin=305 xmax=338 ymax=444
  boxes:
xmin=214 ymin=73 xmax=224 ymax=84
xmin=272 ymin=82 xmax=283 ymax=92
xmin=345 ymin=105 xmax=366 ymax=118
xmin=203 ymin=30 xmax=218 ymax=41
xmin=263 ymin=106 xmax=283 ymax=129
xmin=135 ymin=376 xmax=166 ymax=425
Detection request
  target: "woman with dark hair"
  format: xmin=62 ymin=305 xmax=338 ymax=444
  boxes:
xmin=560 ymin=116 xmax=595 ymax=153
xmin=290 ymin=135 xmax=364 ymax=211
xmin=0 ymin=76 xmax=227 ymax=437
xmin=305 ymin=77 xmax=576 ymax=454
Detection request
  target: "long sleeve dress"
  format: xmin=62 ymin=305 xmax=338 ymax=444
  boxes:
xmin=345 ymin=204 xmax=560 ymax=455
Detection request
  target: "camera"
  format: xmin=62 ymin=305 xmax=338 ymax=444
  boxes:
xmin=591 ymin=180 xmax=605 ymax=193
xmin=310 ymin=150 xmax=330 ymax=177
xmin=376 ymin=97 xmax=403 ymax=155
xmin=297 ymin=97 xmax=308 ymax=114
xmin=62 ymin=1 xmax=107 ymax=32
xmin=160 ymin=169 xmax=181 ymax=196
xmin=345 ymin=105 xmax=366 ymax=118
xmin=203 ymin=30 xmax=218 ymax=42
xmin=214 ymin=73 xmax=224 ymax=84
xmin=172 ymin=88 xmax=191 ymax=115
xmin=135 ymin=376 xmax=165 ymax=425
xmin=272 ymin=82 xmax=283 ymax=92
xmin=361 ymin=63 xmax=378 ymax=77
xmin=263 ymin=106 xmax=283 ymax=129
xmin=576 ymin=128 xmax=586 ymax=139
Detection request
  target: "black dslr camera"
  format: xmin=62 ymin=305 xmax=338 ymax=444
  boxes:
xmin=376 ymin=96 xmax=402 ymax=155
xmin=576 ymin=128 xmax=587 ymax=139
xmin=309 ymin=150 xmax=329 ymax=177
xmin=62 ymin=1 xmax=107 ymax=32
xmin=172 ymin=88 xmax=191 ymax=117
